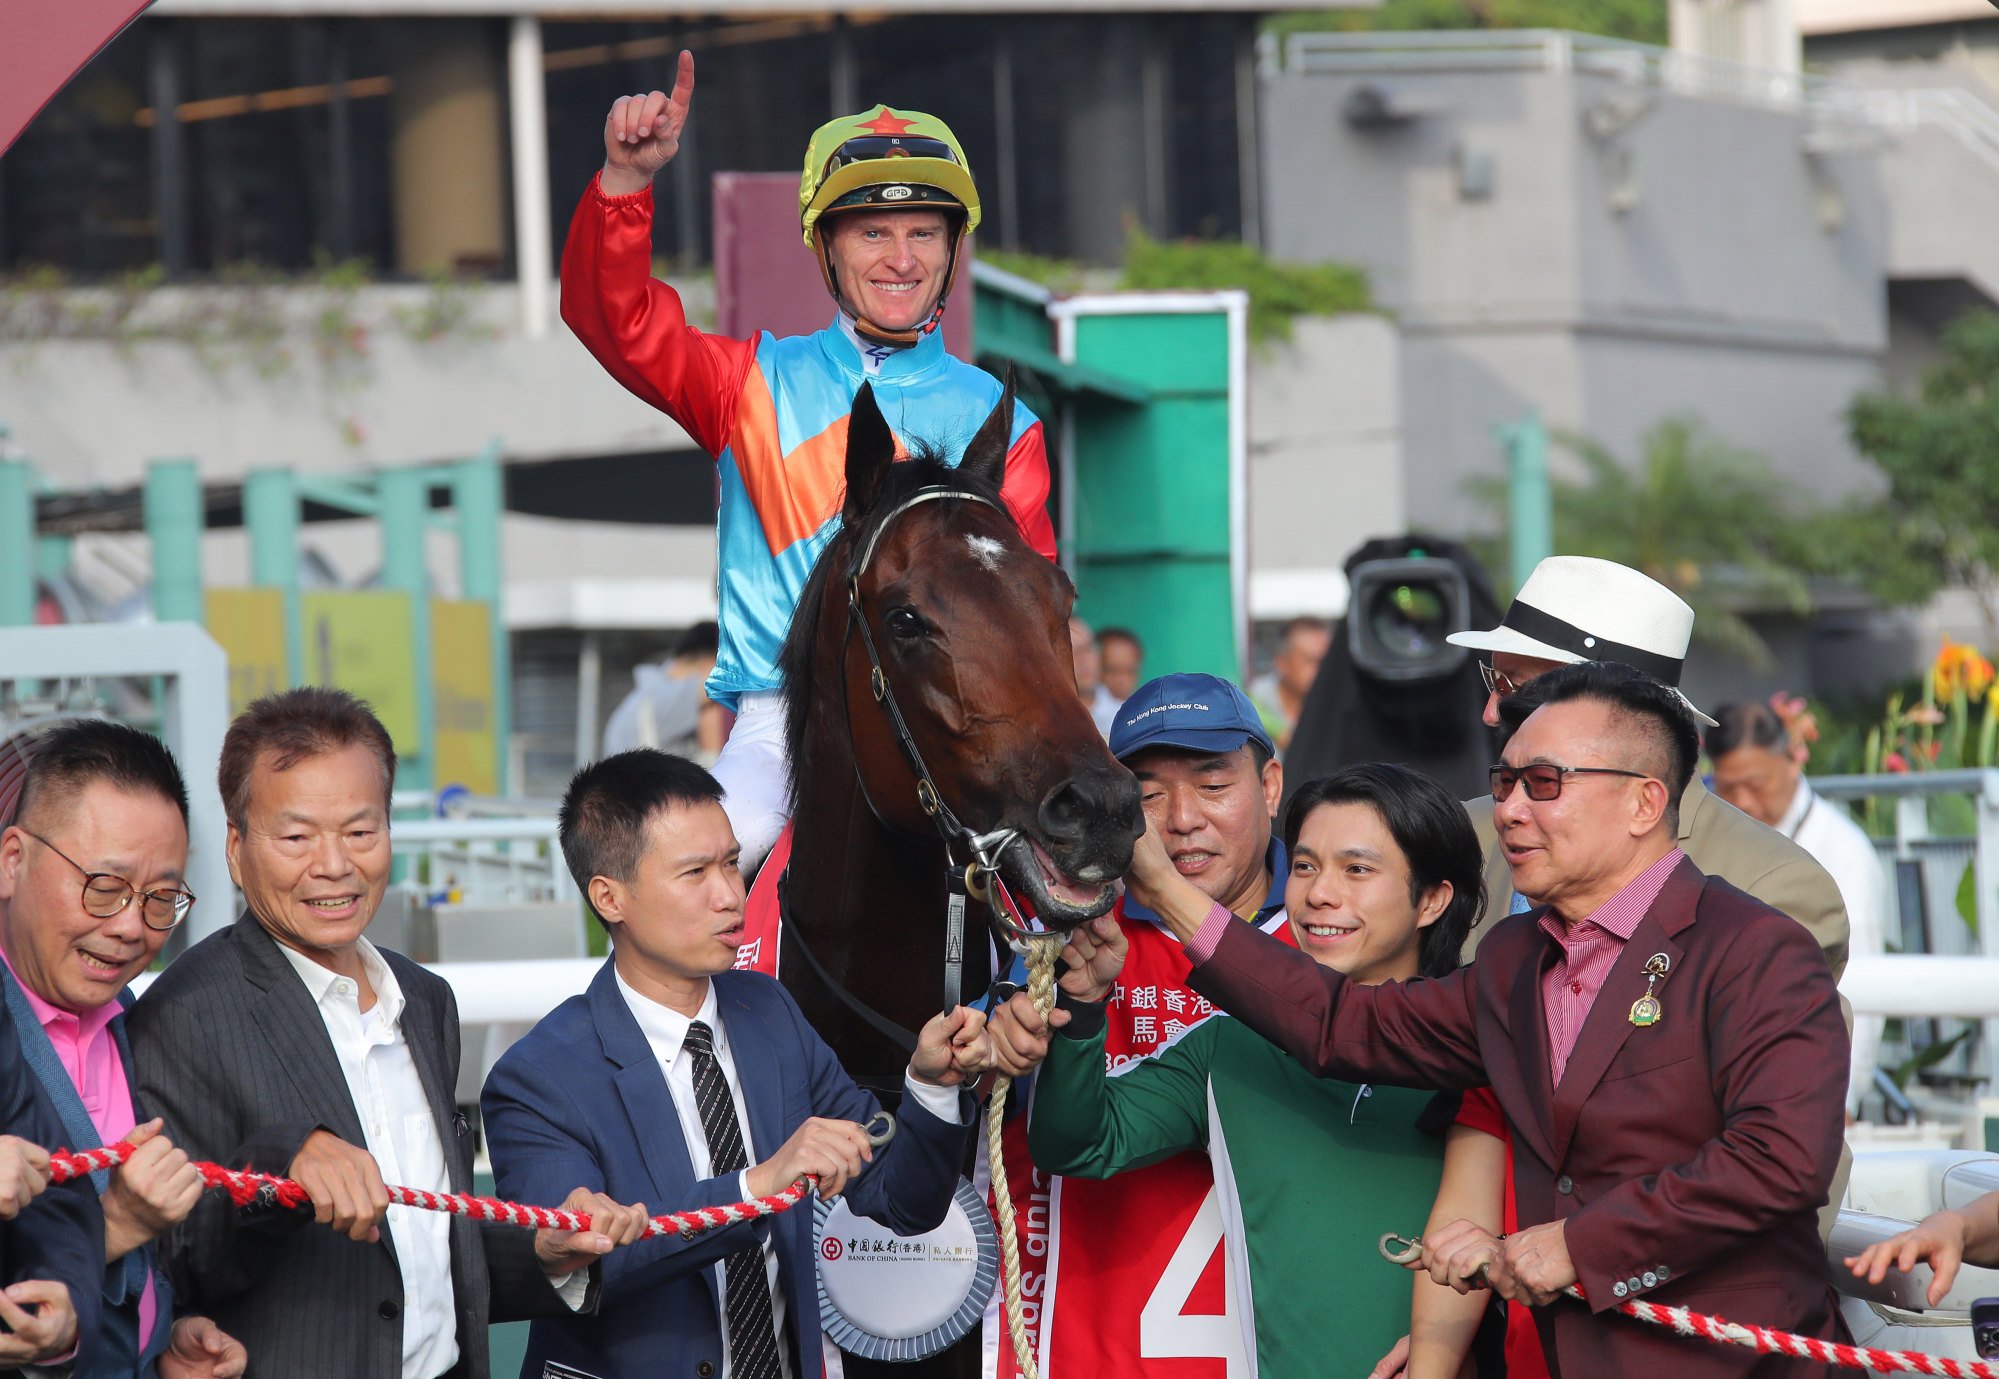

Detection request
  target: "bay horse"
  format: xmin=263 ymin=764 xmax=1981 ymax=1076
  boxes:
xmin=775 ymin=379 xmax=1140 ymax=1377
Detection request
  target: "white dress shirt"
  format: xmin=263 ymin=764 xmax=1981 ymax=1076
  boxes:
xmin=1781 ymin=780 xmax=1890 ymax=1114
xmin=613 ymin=970 xmax=965 ymax=1377
xmin=277 ymin=939 xmax=459 ymax=1379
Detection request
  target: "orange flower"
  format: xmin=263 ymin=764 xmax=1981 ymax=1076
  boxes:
xmin=1933 ymin=636 xmax=1997 ymax=702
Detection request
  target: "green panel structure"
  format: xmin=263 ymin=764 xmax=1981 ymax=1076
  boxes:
xmin=144 ymin=459 xmax=205 ymax=625
xmin=454 ymin=444 xmax=511 ymax=794
xmin=1051 ymin=294 xmax=1248 ymax=683
xmin=378 ymin=468 xmax=436 ymax=793
xmin=0 ymin=458 xmax=34 ymax=627
xmin=244 ymin=468 xmax=304 ymax=685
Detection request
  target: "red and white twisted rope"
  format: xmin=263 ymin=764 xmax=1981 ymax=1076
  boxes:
xmin=1380 ymin=1233 xmax=1998 ymax=1377
xmin=46 ymin=1142 xmax=811 ymax=1242
xmin=1609 ymin=1294 xmax=1999 ymax=1378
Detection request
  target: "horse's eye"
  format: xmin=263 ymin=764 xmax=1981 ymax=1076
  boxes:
xmin=886 ymin=607 xmax=927 ymax=639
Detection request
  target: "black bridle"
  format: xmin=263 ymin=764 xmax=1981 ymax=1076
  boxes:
xmin=779 ymin=485 xmax=1048 ymax=1057
xmin=838 ymin=486 xmax=1026 ymax=880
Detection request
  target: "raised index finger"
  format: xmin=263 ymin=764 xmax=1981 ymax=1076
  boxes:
xmin=668 ymin=49 xmax=695 ymax=115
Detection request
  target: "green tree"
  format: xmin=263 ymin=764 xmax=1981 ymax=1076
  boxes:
xmin=1472 ymin=418 xmax=1814 ymax=666
xmin=1268 ymin=0 xmax=1667 ymax=45
xmin=1815 ymin=310 xmax=1999 ymax=644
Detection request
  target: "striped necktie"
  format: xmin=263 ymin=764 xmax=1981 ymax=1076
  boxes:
xmin=685 ymin=1019 xmax=782 ymax=1379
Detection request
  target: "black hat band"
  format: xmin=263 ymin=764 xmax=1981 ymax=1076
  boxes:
xmin=1501 ymin=600 xmax=1684 ymax=686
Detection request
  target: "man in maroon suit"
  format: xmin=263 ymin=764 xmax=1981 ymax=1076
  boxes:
xmin=1121 ymin=659 xmax=1849 ymax=1377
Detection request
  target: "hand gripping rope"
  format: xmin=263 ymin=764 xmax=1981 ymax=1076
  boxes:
xmin=1379 ymin=1231 xmax=1999 ymax=1377
xmin=981 ymin=926 xmax=1063 ymax=1379
xmin=46 ymin=1111 xmax=893 ymax=1244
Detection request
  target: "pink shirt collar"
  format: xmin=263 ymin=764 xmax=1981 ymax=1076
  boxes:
xmin=0 ymin=945 xmax=122 ymax=1046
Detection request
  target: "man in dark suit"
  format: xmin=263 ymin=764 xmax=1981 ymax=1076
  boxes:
xmin=1117 ymin=661 xmax=1850 ymax=1377
xmin=0 ymin=996 xmax=98 ymax=1369
xmin=0 ymin=719 xmax=246 ymax=1377
xmin=127 ymin=688 xmax=641 ymax=1379
xmin=483 ymin=750 xmax=984 ymax=1379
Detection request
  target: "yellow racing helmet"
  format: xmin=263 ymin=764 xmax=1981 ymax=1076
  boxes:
xmin=799 ymin=105 xmax=982 ymax=346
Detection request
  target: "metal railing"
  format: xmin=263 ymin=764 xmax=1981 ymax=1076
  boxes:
xmin=1810 ymin=769 xmax=1999 ymax=1094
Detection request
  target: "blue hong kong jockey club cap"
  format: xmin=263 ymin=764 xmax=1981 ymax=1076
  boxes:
xmin=1109 ymin=672 xmax=1277 ymax=763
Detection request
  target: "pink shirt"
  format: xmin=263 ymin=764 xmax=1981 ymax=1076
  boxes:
xmin=1537 ymin=848 xmax=1684 ymax=1084
xmin=1 ymin=949 xmax=158 ymax=1349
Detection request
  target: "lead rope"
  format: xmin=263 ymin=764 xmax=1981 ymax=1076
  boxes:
xmin=986 ymin=932 xmax=1063 ymax=1379
xmin=48 ymin=1113 xmax=894 ymax=1242
xmin=1379 ymin=1233 xmax=1999 ymax=1378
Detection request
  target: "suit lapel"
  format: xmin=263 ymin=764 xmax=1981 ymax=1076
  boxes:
xmin=396 ymin=966 xmax=466 ymax=1193
xmin=1502 ymin=930 xmax=1559 ymax=1169
xmin=235 ymin=914 xmax=370 ymax=1149
xmin=591 ymin=966 xmax=704 ymax=1206
xmin=718 ymin=978 xmax=784 ymax=1164
xmin=1547 ymin=859 xmax=1701 ymax=1166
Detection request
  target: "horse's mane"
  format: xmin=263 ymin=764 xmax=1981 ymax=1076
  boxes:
xmin=777 ymin=443 xmax=1007 ymax=805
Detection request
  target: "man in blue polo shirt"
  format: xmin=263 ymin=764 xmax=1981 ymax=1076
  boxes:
xmin=983 ymin=673 xmax=1288 ymax=1377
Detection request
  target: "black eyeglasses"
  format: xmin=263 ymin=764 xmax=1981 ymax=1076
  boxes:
xmin=20 ymin=829 xmax=195 ymax=931
xmin=1479 ymin=661 xmax=1526 ymax=698
xmin=1488 ymin=763 xmax=1652 ymax=802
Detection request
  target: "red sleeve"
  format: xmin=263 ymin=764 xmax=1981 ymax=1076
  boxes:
xmin=559 ymin=173 xmax=758 ymax=458
xmin=1455 ymin=1086 xmax=1509 ymax=1141
xmin=1001 ymin=419 xmax=1058 ymax=561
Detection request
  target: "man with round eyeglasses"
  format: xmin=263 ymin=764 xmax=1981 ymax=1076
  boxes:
xmin=0 ymin=719 xmax=248 ymax=1378
xmin=1447 ymin=555 xmax=1847 ymax=981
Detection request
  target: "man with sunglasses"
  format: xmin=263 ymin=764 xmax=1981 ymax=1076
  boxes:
xmin=565 ymin=53 xmax=1055 ymax=874
xmin=0 ymin=720 xmax=248 ymax=1377
xmin=1448 ymin=555 xmax=1847 ymax=978
xmin=1141 ymin=660 xmax=1850 ymax=1377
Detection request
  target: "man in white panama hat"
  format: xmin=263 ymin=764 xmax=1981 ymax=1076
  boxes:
xmin=1447 ymin=556 xmax=1849 ymax=977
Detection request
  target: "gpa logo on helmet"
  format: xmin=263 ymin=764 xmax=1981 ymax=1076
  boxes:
xmin=880 ymin=185 xmax=914 ymax=201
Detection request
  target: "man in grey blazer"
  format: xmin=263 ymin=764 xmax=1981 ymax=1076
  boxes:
xmin=127 ymin=689 xmax=644 ymax=1378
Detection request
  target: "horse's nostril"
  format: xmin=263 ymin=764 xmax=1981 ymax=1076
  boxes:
xmin=1039 ymin=780 xmax=1090 ymax=838
xmin=1040 ymin=769 xmax=1143 ymax=843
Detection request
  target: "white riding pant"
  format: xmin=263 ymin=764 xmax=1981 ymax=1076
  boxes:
xmin=713 ymin=689 xmax=792 ymax=875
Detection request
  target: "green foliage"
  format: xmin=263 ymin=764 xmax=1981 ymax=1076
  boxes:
xmin=1469 ymin=417 xmax=1815 ymax=667
xmin=1118 ymin=229 xmax=1374 ymax=344
xmin=1266 ymin=0 xmax=1667 ymax=45
xmin=979 ymin=249 xmax=1096 ymax=297
xmin=1808 ymin=311 xmax=1999 ymax=640
xmin=981 ymin=232 xmax=1374 ymax=345
xmin=1889 ymin=1026 xmax=1973 ymax=1091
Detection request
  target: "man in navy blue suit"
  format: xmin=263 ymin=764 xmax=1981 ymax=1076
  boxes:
xmin=483 ymin=750 xmax=986 ymax=1379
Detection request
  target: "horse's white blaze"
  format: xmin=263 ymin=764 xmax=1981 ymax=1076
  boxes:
xmin=965 ymin=534 xmax=1007 ymax=571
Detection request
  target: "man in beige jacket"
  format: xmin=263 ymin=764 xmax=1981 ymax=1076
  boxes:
xmin=1449 ymin=556 xmax=1848 ymax=978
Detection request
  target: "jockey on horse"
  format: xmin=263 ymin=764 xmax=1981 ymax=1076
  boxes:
xmin=564 ymin=52 xmax=1058 ymax=873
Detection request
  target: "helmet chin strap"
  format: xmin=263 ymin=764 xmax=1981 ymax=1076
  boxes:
xmin=819 ymin=231 xmax=963 ymax=350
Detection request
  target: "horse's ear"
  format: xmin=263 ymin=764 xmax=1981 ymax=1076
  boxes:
xmin=958 ymin=369 xmax=1015 ymax=490
xmin=844 ymin=381 xmax=896 ymax=527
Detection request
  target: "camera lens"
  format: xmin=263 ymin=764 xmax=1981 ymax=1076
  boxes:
xmin=1367 ymin=581 xmax=1450 ymax=659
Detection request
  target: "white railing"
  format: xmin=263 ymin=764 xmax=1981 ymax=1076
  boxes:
xmin=391 ymin=815 xmax=574 ymax=905
xmin=1265 ymin=27 xmax=1999 ymax=172
xmin=1271 ymin=28 xmax=1839 ymax=109
xmin=1838 ymin=86 xmax=1999 ymax=175
xmin=1811 ymin=769 xmax=1999 ymax=1093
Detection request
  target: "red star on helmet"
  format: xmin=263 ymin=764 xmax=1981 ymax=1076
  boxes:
xmin=856 ymin=108 xmax=917 ymax=136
